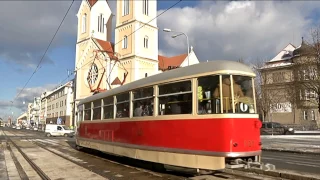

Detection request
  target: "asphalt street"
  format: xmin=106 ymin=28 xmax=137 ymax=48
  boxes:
xmin=262 ymin=150 xmax=320 ymax=175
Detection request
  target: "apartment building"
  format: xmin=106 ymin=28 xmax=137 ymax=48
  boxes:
xmin=44 ymin=81 xmax=74 ymax=127
xmin=260 ymin=39 xmax=320 ymax=129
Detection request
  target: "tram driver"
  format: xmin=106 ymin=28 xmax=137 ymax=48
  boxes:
xmin=213 ymin=77 xmax=244 ymax=113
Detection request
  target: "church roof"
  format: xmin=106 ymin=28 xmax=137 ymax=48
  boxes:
xmin=158 ymin=53 xmax=188 ymax=71
xmin=87 ymin=0 xmax=98 ymax=7
xmin=93 ymin=38 xmax=118 ymax=60
xmin=87 ymin=0 xmax=110 ymax=8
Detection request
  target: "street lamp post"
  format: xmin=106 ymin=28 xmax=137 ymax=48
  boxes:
xmin=163 ymin=28 xmax=190 ymax=66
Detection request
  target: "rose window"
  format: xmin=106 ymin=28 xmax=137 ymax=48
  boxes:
xmin=87 ymin=63 xmax=98 ymax=86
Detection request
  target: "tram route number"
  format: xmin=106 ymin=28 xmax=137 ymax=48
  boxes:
xmin=244 ymin=140 xmax=255 ymax=147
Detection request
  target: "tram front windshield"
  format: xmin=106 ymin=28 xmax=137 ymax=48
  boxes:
xmin=197 ymin=75 xmax=255 ymax=114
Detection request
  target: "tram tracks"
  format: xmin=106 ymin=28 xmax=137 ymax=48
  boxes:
xmin=2 ymin=130 xmax=183 ymax=180
xmin=2 ymin=129 xmax=286 ymax=180
xmin=6 ymin=138 xmax=50 ymax=180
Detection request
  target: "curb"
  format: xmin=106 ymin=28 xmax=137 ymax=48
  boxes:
xmin=241 ymin=168 xmax=320 ymax=180
xmin=262 ymin=148 xmax=320 ymax=156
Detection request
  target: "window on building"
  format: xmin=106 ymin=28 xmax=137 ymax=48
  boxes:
xmin=310 ymin=68 xmax=318 ymax=80
xmin=158 ymin=81 xmax=192 ymax=115
xmin=143 ymin=0 xmax=149 ymax=15
xmin=302 ymin=70 xmax=310 ymax=80
xmin=301 ymin=89 xmax=317 ymax=100
xmin=82 ymin=14 xmax=87 ymax=33
xmin=144 ymin=36 xmax=149 ymax=48
xmin=272 ymin=72 xmax=285 ymax=83
xmin=123 ymin=36 xmax=128 ymax=49
xmin=116 ymin=92 xmax=130 ymax=118
xmin=311 ymin=110 xmax=315 ymax=120
xmin=310 ymin=90 xmax=316 ymax=99
xmin=98 ymin=14 xmax=104 ymax=33
xmin=92 ymin=99 xmax=102 ymax=120
xmin=123 ymin=0 xmax=129 ymax=16
xmin=103 ymin=97 xmax=114 ymax=119
xmin=132 ymin=87 xmax=154 ymax=117
xmin=303 ymin=110 xmax=308 ymax=120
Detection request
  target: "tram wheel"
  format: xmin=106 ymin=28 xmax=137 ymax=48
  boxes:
xmin=75 ymin=144 xmax=82 ymax=151
xmin=152 ymin=163 xmax=166 ymax=172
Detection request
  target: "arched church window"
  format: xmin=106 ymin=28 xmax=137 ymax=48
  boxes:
xmin=123 ymin=0 xmax=129 ymax=16
xmin=144 ymin=36 xmax=149 ymax=48
xmin=143 ymin=0 xmax=149 ymax=15
xmin=82 ymin=14 xmax=87 ymax=33
xmin=98 ymin=14 xmax=104 ymax=33
xmin=87 ymin=63 xmax=99 ymax=86
xmin=123 ymin=36 xmax=128 ymax=49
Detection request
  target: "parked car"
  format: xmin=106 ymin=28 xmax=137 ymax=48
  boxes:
xmin=261 ymin=122 xmax=294 ymax=135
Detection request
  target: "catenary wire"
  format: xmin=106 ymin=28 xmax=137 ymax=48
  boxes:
xmin=5 ymin=0 xmax=75 ymax=120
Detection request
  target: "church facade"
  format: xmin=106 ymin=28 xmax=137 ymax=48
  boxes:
xmin=74 ymin=0 xmax=200 ymax=122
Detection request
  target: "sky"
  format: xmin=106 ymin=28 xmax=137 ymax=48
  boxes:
xmin=1 ymin=0 xmax=320 ymax=120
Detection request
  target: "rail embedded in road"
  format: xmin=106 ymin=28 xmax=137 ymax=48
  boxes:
xmin=1 ymin=128 xmax=320 ymax=180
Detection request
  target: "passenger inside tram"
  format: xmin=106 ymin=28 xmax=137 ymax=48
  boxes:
xmin=198 ymin=75 xmax=254 ymax=114
xmin=134 ymin=103 xmax=143 ymax=117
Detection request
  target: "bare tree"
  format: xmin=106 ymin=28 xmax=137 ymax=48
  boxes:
xmin=248 ymin=58 xmax=295 ymax=122
xmin=289 ymin=27 xmax=320 ymax=129
xmin=291 ymin=27 xmax=320 ymax=112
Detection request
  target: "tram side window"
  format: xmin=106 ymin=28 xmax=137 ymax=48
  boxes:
xmin=116 ymin=92 xmax=130 ymax=118
xmin=78 ymin=105 xmax=83 ymax=121
xmin=103 ymin=97 xmax=114 ymax=119
xmin=233 ymin=75 xmax=255 ymax=113
xmin=158 ymin=81 xmax=192 ymax=115
xmin=132 ymin=87 xmax=154 ymax=117
xmin=198 ymin=75 xmax=220 ymax=114
xmin=92 ymin=99 xmax=102 ymax=120
xmin=84 ymin=102 xmax=91 ymax=120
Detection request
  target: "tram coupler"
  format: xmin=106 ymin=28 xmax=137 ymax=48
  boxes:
xmin=226 ymin=158 xmax=276 ymax=171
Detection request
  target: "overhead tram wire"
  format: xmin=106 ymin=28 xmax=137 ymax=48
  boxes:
xmin=5 ymin=0 xmax=180 ymax=120
xmin=13 ymin=0 xmax=75 ymax=102
xmin=75 ymin=0 xmax=183 ymax=72
xmin=5 ymin=0 xmax=74 ymax=121
xmin=5 ymin=0 xmax=74 ymax=120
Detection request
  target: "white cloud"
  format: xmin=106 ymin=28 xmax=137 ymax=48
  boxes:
xmin=157 ymin=1 xmax=320 ymax=62
xmin=0 ymin=84 xmax=57 ymax=119
xmin=0 ymin=1 xmax=80 ymax=68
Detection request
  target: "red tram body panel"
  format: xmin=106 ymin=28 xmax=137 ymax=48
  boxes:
xmin=78 ymin=117 xmax=261 ymax=154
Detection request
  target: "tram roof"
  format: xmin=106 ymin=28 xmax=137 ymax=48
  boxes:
xmin=80 ymin=60 xmax=255 ymax=104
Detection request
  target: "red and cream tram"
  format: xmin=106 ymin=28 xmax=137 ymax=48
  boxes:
xmin=75 ymin=60 xmax=262 ymax=171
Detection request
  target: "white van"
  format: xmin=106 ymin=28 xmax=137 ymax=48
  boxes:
xmin=45 ymin=124 xmax=74 ymax=137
